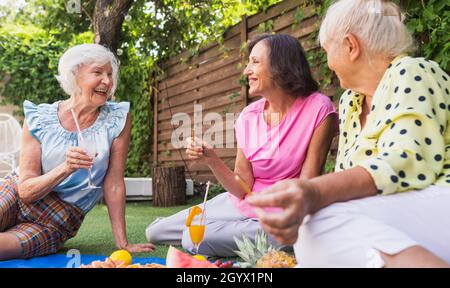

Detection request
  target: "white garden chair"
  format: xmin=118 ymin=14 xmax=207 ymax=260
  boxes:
xmin=0 ymin=113 xmax=22 ymax=177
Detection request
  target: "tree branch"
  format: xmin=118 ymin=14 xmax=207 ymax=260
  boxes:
xmin=93 ymin=0 xmax=134 ymax=51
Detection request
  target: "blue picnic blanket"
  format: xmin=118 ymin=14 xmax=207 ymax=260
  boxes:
xmin=0 ymin=253 xmax=166 ymax=268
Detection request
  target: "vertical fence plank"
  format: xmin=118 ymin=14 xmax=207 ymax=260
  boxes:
xmin=153 ymin=82 xmax=159 ymax=167
xmin=240 ymin=15 xmax=249 ymax=107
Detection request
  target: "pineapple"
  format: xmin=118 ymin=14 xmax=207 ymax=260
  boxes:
xmin=233 ymin=231 xmax=297 ymax=268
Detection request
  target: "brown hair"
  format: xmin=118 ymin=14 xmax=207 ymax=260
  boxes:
xmin=248 ymin=33 xmax=318 ymax=97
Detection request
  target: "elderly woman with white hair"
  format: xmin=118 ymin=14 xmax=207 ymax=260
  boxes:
xmin=0 ymin=44 xmax=155 ymax=260
xmin=248 ymin=0 xmax=450 ymax=268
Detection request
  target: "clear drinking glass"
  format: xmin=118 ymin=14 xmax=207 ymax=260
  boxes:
xmin=188 ymin=211 xmax=205 ymax=255
xmin=78 ymin=132 xmax=101 ymax=190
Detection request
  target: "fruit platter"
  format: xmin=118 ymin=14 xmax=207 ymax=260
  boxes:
xmin=80 ymin=246 xmax=233 ymax=268
xmin=81 ymin=180 xmax=295 ymax=268
xmin=80 ymin=231 xmax=296 ymax=268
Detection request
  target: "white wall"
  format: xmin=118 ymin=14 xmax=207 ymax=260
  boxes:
xmin=125 ymin=178 xmax=194 ymax=201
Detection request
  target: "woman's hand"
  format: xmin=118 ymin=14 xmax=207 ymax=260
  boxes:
xmin=122 ymin=243 xmax=156 ymax=253
xmin=186 ymin=137 xmax=218 ymax=166
xmin=246 ymin=179 xmax=321 ymax=245
xmin=64 ymin=147 xmax=93 ymax=173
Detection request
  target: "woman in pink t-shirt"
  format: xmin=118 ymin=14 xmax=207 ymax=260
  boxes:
xmin=145 ymin=34 xmax=338 ymax=257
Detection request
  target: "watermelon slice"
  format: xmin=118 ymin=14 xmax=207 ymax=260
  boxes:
xmin=166 ymin=246 xmax=218 ymax=268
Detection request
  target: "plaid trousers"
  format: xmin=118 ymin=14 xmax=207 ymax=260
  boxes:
xmin=0 ymin=172 xmax=84 ymax=258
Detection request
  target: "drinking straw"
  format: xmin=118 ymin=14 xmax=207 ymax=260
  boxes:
xmin=200 ymin=181 xmax=210 ymax=224
xmin=71 ymin=109 xmax=85 ymax=141
xmin=235 ymin=174 xmax=253 ymax=196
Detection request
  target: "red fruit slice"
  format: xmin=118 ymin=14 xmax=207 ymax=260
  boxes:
xmin=166 ymin=246 xmax=217 ymax=268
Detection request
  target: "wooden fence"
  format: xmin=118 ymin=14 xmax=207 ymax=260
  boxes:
xmin=154 ymin=0 xmax=336 ymax=182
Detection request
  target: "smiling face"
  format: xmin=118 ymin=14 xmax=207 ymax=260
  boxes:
xmin=322 ymin=37 xmax=361 ymax=90
xmin=322 ymin=41 xmax=350 ymax=89
xmin=243 ymin=41 xmax=276 ymax=97
xmin=76 ymin=62 xmax=113 ymax=106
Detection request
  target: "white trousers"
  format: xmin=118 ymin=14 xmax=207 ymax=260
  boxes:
xmin=145 ymin=193 xmax=283 ymax=257
xmin=295 ymin=185 xmax=450 ymax=267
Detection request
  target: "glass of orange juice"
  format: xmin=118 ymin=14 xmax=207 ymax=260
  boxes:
xmin=188 ymin=210 xmax=205 ymax=255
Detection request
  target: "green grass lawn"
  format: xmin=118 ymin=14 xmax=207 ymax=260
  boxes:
xmin=61 ymin=198 xmax=203 ymax=259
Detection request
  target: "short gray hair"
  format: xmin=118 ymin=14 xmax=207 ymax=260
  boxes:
xmin=55 ymin=44 xmax=119 ymax=97
xmin=319 ymin=0 xmax=414 ymax=58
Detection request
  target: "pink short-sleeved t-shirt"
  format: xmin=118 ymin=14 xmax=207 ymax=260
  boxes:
xmin=230 ymin=92 xmax=337 ymax=218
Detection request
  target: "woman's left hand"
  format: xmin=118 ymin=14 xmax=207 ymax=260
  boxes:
xmin=122 ymin=243 xmax=156 ymax=253
xmin=246 ymin=179 xmax=320 ymax=245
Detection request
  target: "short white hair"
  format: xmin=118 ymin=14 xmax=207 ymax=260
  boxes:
xmin=55 ymin=44 xmax=119 ymax=97
xmin=319 ymin=0 xmax=414 ymax=58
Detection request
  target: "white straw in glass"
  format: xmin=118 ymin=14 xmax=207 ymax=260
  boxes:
xmin=200 ymin=181 xmax=210 ymax=224
xmin=70 ymin=108 xmax=86 ymax=145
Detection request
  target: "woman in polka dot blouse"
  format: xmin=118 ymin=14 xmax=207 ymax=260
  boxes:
xmin=248 ymin=0 xmax=450 ymax=267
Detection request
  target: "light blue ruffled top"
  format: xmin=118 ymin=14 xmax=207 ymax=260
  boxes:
xmin=22 ymin=100 xmax=130 ymax=213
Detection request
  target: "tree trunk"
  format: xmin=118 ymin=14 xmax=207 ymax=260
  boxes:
xmin=152 ymin=166 xmax=186 ymax=207
xmin=93 ymin=0 xmax=134 ymax=52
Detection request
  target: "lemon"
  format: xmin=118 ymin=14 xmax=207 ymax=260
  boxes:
xmin=110 ymin=249 xmax=132 ymax=266
xmin=185 ymin=205 xmax=202 ymax=227
xmin=193 ymin=254 xmax=207 ymax=261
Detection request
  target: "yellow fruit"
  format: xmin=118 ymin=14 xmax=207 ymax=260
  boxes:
xmin=185 ymin=205 xmax=202 ymax=227
xmin=193 ymin=254 xmax=207 ymax=261
xmin=110 ymin=250 xmax=132 ymax=266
